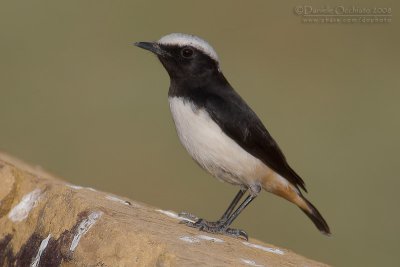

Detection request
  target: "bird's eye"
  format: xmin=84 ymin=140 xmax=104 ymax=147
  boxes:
xmin=181 ymin=47 xmax=194 ymax=58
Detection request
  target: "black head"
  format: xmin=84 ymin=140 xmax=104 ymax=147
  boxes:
xmin=135 ymin=33 xmax=220 ymax=81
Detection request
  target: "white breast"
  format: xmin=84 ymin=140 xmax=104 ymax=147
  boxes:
xmin=168 ymin=97 xmax=271 ymax=186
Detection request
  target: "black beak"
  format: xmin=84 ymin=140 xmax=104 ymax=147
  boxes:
xmin=134 ymin=41 xmax=170 ymax=57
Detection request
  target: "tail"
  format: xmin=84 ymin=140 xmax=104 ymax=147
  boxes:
xmin=298 ymin=195 xmax=331 ymax=236
xmin=262 ymin=174 xmax=331 ymax=235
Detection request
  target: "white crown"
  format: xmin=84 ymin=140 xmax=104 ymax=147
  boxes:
xmin=158 ymin=33 xmax=219 ymax=62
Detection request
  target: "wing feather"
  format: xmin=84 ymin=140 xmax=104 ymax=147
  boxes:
xmin=204 ymin=90 xmax=307 ymax=192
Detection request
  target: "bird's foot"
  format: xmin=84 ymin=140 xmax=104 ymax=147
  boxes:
xmin=178 ymin=211 xmax=199 ymax=223
xmin=178 ymin=212 xmax=224 ymax=227
xmin=178 ymin=213 xmax=248 ymax=240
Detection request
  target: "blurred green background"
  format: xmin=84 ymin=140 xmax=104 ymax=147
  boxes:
xmin=0 ymin=0 xmax=399 ymax=266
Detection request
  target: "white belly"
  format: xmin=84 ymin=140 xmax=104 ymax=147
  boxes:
xmin=168 ymin=97 xmax=271 ymax=186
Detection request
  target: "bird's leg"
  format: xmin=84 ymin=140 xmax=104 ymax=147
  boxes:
xmin=180 ymin=186 xmax=260 ymax=240
xmin=179 ymin=187 xmax=247 ymax=226
xmin=214 ymin=186 xmax=247 ymax=226
xmin=213 ymin=184 xmax=261 ymax=240
xmin=223 ymin=191 xmax=258 ymax=228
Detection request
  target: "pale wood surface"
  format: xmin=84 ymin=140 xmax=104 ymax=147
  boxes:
xmin=0 ymin=152 xmax=329 ymax=267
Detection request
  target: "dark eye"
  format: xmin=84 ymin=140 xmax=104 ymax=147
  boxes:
xmin=181 ymin=47 xmax=194 ymax=58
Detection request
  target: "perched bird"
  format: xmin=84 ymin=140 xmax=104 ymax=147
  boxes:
xmin=135 ymin=33 xmax=330 ymax=240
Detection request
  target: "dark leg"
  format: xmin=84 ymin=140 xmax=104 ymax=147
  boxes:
xmin=218 ymin=187 xmax=247 ymax=223
xmin=180 ymin=186 xmax=259 ymax=240
xmin=179 ymin=187 xmax=247 ymax=224
xmin=216 ymin=187 xmax=259 ymax=239
xmin=223 ymin=193 xmax=257 ymax=228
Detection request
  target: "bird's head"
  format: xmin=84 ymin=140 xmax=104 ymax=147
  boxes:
xmin=135 ymin=33 xmax=220 ymax=80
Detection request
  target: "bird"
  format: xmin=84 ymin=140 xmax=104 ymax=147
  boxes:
xmin=135 ymin=33 xmax=330 ymax=240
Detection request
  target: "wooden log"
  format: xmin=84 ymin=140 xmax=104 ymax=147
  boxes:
xmin=0 ymin=152 xmax=329 ymax=266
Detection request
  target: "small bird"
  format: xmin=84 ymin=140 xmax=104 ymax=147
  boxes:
xmin=135 ymin=33 xmax=330 ymax=240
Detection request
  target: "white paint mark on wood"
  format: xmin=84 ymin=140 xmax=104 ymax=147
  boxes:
xmin=156 ymin=209 xmax=180 ymax=219
xmin=105 ymin=195 xmax=131 ymax=206
xmin=8 ymin=189 xmax=42 ymax=222
xmin=242 ymin=241 xmax=284 ymax=255
xmin=67 ymin=184 xmax=84 ymax=190
xmin=179 ymin=235 xmax=224 ymax=244
xmin=197 ymin=235 xmax=224 ymax=243
xmin=31 ymin=234 xmax=51 ymax=267
xmin=156 ymin=209 xmax=196 ymax=223
xmin=240 ymin=258 xmax=265 ymax=267
xmin=67 ymin=184 xmax=97 ymax=192
xmin=179 ymin=236 xmax=201 ymax=243
xmin=70 ymin=211 xmax=103 ymax=252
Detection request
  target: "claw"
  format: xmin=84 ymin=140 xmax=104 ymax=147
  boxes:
xmin=180 ymin=218 xmax=209 ymax=231
xmin=178 ymin=211 xmax=199 ymax=222
xmin=225 ymin=228 xmax=249 ymax=241
xmin=179 ymin=220 xmax=195 ymax=226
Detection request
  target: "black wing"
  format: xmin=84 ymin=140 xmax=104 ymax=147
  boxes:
xmin=204 ymin=89 xmax=307 ymax=192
